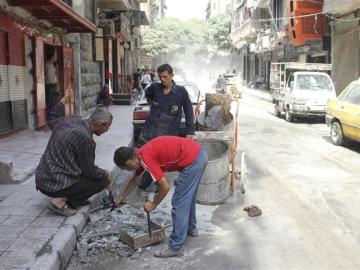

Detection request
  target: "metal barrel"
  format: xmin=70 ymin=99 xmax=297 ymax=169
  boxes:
xmin=196 ymin=139 xmax=230 ymax=205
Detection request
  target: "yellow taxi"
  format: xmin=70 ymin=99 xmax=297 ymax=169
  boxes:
xmin=326 ymin=79 xmax=360 ymax=145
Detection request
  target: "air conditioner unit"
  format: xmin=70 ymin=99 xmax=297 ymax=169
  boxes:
xmin=103 ymin=21 xmax=115 ymax=39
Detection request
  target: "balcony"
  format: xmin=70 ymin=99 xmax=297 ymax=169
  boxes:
xmin=231 ymin=19 xmax=258 ymax=46
xmin=323 ymin=0 xmax=360 ymax=15
xmin=97 ymin=0 xmax=130 ymax=11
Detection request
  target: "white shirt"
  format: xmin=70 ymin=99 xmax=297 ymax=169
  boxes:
xmin=142 ymin=74 xmax=152 ymax=85
xmin=45 ymin=61 xmax=58 ymax=84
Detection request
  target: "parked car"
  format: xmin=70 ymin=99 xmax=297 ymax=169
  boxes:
xmin=326 ymin=79 xmax=360 ymax=146
xmin=132 ymin=82 xmax=202 ymax=140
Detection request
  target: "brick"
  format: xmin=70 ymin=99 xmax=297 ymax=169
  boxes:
xmin=0 ymin=238 xmax=16 ymax=252
xmin=30 ymin=217 xmax=64 ymax=228
xmin=19 ymin=227 xmax=59 ymax=239
xmin=0 ymin=226 xmax=24 ymax=238
xmin=1 ymin=216 xmax=36 ymax=229
xmin=7 ymin=238 xmax=49 ymax=253
xmin=0 ymin=251 xmax=35 ymax=268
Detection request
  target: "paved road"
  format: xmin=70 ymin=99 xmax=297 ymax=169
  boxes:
xmin=67 ymin=89 xmax=360 ymax=270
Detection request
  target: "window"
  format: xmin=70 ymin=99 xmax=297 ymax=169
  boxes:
xmin=339 ymin=84 xmax=360 ymax=104
xmin=296 ymin=74 xmax=334 ymax=91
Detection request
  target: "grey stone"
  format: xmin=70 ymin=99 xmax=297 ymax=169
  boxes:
xmin=64 ymin=213 xmax=87 ymax=237
xmin=0 ymin=206 xmax=44 ymax=217
xmin=7 ymin=238 xmax=49 ymax=253
xmin=0 ymin=161 xmax=13 ymax=184
xmin=1 ymin=216 xmax=36 ymax=229
xmin=30 ymin=217 xmax=65 ymax=228
xmin=0 ymin=226 xmax=25 ymax=238
xmin=0 ymin=238 xmax=16 ymax=252
xmin=0 ymin=251 xmax=35 ymax=268
xmin=19 ymin=227 xmax=59 ymax=239
xmin=0 ymin=216 xmax=8 ymax=224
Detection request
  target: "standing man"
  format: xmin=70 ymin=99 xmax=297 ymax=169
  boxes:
xmin=141 ymin=68 xmax=152 ymax=89
xmin=114 ymin=136 xmax=208 ymax=258
xmin=45 ymin=49 xmax=58 ymax=115
xmin=136 ymin=63 xmax=195 ymax=194
xmin=35 ymin=90 xmax=113 ymax=216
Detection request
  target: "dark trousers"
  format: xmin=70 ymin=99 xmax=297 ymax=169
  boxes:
xmin=39 ymin=176 xmax=107 ymax=209
xmin=45 ymin=83 xmax=57 ymax=115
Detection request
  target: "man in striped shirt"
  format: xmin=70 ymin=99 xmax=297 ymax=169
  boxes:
xmin=114 ymin=136 xmax=208 ymax=258
xmin=35 ymin=91 xmax=113 ymax=216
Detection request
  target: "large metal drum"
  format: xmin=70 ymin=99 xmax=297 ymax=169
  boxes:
xmin=196 ymin=139 xmax=230 ymax=205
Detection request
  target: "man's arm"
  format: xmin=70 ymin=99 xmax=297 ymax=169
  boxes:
xmin=48 ymin=89 xmax=73 ymax=129
xmin=182 ymin=89 xmax=195 ymax=137
xmin=144 ymin=176 xmax=171 ymax=212
xmin=116 ymin=175 xmax=141 ymax=205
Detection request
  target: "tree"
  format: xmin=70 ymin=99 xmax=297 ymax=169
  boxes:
xmin=207 ymin=15 xmax=232 ymax=51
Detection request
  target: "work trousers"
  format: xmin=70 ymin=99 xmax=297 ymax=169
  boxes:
xmin=169 ymin=147 xmax=208 ymax=250
xmin=39 ymin=175 xmax=107 ymax=209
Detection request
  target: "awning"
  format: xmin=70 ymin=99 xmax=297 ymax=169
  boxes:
xmin=6 ymin=0 xmax=97 ymax=33
xmin=128 ymin=10 xmax=149 ymax=26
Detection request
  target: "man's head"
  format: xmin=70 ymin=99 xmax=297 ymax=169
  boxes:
xmin=88 ymin=105 xmax=113 ymax=136
xmin=157 ymin=64 xmax=174 ymax=89
xmin=113 ymin=147 xmax=140 ymax=171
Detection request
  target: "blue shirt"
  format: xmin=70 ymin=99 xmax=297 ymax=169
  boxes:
xmin=143 ymin=82 xmax=195 ymax=139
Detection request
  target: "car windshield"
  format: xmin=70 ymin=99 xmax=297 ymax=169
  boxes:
xmin=296 ymin=74 xmax=334 ymax=91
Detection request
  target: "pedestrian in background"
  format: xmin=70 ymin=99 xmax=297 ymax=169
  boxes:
xmin=114 ymin=136 xmax=208 ymax=258
xmin=45 ymin=49 xmax=58 ymax=115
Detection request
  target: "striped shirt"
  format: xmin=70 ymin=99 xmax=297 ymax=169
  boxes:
xmin=35 ymin=102 xmax=107 ymax=193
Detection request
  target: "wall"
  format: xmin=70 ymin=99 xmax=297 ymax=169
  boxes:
xmin=24 ymin=37 xmax=35 ymax=129
xmin=76 ymin=0 xmax=102 ymax=117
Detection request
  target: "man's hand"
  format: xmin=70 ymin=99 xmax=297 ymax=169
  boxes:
xmin=61 ymin=88 xmax=74 ymax=104
xmin=185 ymin=135 xmax=193 ymax=140
xmin=144 ymin=201 xmax=156 ymax=213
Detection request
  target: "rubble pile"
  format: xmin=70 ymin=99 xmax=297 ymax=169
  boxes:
xmin=73 ymin=204 xmax=172 ymax=263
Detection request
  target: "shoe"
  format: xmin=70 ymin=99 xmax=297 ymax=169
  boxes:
xmin=136 ymin=187 xmax=148 ymax=199
xmin=187 ymin=228 xmax=198 ymax=237
xmin=153 ymin=247 xmax=184 ymax=258
xmin=48 ymin=204 xmax=77 ymax=217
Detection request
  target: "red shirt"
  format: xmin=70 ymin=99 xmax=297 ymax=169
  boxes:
xmin=135 ymin=136 xmax=201 ymax=181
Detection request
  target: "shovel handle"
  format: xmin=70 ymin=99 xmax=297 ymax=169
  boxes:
xmin=147 ymin=212 xmax=152 ymax=236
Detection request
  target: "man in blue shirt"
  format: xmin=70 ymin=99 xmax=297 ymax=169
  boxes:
xmin=136 ymin=64 xmax=195 ymax=193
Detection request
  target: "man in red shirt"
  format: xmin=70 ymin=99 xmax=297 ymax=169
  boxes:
xmin=114 ymin=136 xmax=208 ymax=258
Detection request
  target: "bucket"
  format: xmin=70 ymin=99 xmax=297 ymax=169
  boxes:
xmin=196 ymin=111 xmax=234 ymax=131
xmin=196 ymin=139 xmax=230 ymax=205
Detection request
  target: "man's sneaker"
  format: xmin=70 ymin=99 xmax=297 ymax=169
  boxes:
xmin=136 ymin=187 xmax=148 ymax=198
xmin=153 ymin=247 xmax=184 ymax=258
xmin=187 ymin=228 xmax=198 ymax=237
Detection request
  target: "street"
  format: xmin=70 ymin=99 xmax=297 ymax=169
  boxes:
xmin=67 ymin=89 xmax=360 ymax=270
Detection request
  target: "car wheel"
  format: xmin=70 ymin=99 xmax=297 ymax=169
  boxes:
xmin=331 ymin=121 xmax=344 ymax=146
xmin=274 ymin=103 xmax=281 ymax=117
xmin=285 ymin=107 xmax=294 ymax=122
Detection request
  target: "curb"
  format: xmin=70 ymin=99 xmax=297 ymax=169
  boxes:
xmin=30 ymin=135 xmax=134 ymax=269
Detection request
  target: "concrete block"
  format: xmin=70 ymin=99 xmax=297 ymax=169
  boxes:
xmin=7 ymin=238 xmax=49 ymax=253
xmin=0 ymin=226 xmax=25 ymax=238
xmin=19 ymin=227 xmax=59 ymax=239
xmin=30 ymin=226 xmax=76 ymax=270
xmin=63 ymin=214 xmax=87 ymax=237
xmin=0 ymin=251 xmax=35 ymax=268
xmin=0 ymin=216 xmax=36 ymax=230
xmin=0 ymin=238 xmax=16 ymax=252
xmin=0 ymin=206 xmax=44 ymax=217
xmin=0 ymin=161 xmax=13 ymax=184
xmin=30 ymin=217 xmax=65 ymax=228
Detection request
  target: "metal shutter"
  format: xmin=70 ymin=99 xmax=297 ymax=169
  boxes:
xmin=0 ymin=31 xmax=11 ymax=133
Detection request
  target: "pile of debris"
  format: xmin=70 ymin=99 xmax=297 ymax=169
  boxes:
xmin=73 ymin=204 xmax=172 ymax=263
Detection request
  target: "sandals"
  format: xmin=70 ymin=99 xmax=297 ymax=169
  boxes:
xmin=48 ymin=204 xmax=77 ymax=217
xmin=153 ymin=247 xmax=184 ymax=258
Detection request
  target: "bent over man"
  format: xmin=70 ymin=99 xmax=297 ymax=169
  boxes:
xmin=35 ymin=91 xmax=113 ymax=216
xmin=114 ymin=136 xmax=208 ymax=258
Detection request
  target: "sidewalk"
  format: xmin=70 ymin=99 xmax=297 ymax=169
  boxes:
xmin=0 ymin=104 xmax=134 ymax=270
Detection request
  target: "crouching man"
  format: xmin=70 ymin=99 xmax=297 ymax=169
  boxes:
xmin=114 ymin=136 xmax=208 ymax=258
xmin=35 ymin=90 xmax=113 ymax=216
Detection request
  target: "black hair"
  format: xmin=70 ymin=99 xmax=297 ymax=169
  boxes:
xmin=157 ymin=63 xmax=173 ymax=74
xmin=113 ymin=147 xmax=135 ymax=168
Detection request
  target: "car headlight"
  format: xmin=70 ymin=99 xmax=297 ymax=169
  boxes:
xmin=294 ymin=98 xmax=307 ymax=105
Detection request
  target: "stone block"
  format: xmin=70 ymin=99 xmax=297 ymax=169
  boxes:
xmin=63 ymin=214 xmax=86 ymax=237
xmin=30 ymin=253 xmax=59 ymax=270
xmin=7 ymin=238 xmax=49 ymax=253
xmin=0 ymin=206 xmax=45 ymax=217
xmin=1 ymin=216 xmax=36 ymax=230
xmin=0 ymin=251 xmax=35 ymax=269
xmin=0 ymin=238 xmax=16 ymax=252
xmin=30 ymin=217 xmax=64 ymax=228
xmin=0 ymin=226 xmax=25 ymax=237
xmin=0 ymin=216 xmax=7 ymax=224
xmin=19 ymin=227 xmax=59 ymax=239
